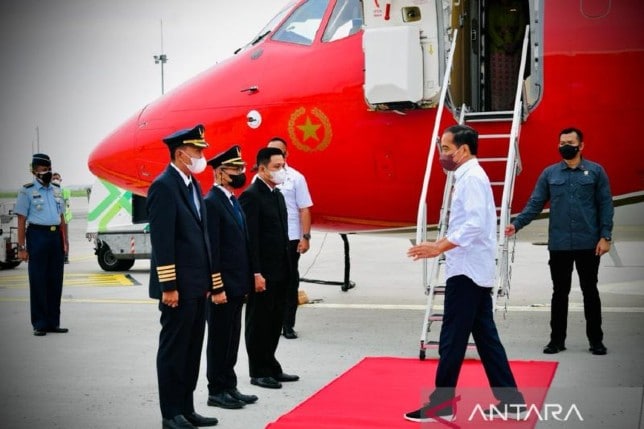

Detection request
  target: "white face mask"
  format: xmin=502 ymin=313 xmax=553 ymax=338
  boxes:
xmin=51 ymin=179 xmax=61 ymax=186
xmin=181 ymin=151 xmax=207 ymax=174
xmin=270 ymin=168 xmax=287 ymax=185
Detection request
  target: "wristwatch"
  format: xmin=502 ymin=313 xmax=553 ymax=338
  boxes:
xmin=603 ymin=236 xmax=611 ymax=242
xmin=302 ymin=233 xmax=311 ymax=240
xmin=18 ymin=245 xmax=26 ymax=251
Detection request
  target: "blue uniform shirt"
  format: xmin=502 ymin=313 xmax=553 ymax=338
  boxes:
xmin=512 ymin=158 xmax=614 ymax=251
xmin=15 ymin=179 xmax=63 ymax=225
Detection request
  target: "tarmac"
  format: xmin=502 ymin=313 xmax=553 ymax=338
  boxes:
xmin=0 ymin=197 xmax=642 ymax=429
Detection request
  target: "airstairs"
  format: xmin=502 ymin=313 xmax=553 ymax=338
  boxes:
xmin=416 ymin=26 xmax=531 ymax=360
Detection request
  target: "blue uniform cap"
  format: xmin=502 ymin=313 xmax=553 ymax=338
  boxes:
xmin=162 ymin=124 xmax=209 ymax=149
xmin=31 ymin=153 xmax=51 ymax=167
xmin=207 ymin=145 xmax=245 ymax=169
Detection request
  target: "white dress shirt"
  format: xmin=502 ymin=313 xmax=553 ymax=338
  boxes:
xmin=276 ymin=164 xmax=313 ymax=241
xmin=445 ymin=158 xmax=497 ymax=287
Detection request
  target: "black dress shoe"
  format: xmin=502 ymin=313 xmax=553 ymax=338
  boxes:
xmin=250 ymin=376 xmax=282 ymax=389
xmin=33 ymin=329 xmax=46 ymax=336
xmin=274 ymin=372 xmax=300 ymax=382
xmin=207 ymin=391 xmax=245 ymax=409
xmin=162 ymin=415 xmax=196 ymax=429
xmin=589 ymin=342 xmax=607 ymax=355
xmin=543 ymin=343 xmax=566 ymax=354
xmin=282 ymin=327 xmax=298 ymax=339
xmin=227 ymin=387 xmax=258 ymax=404
xmin=185 ymin=411 xmax=218 ymax=426
xmin=47 ymin=327 xmax=69 ymax=333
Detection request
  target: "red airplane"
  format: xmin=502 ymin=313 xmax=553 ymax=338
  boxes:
xmin=88 ymin=0 xmax=644 ymax=233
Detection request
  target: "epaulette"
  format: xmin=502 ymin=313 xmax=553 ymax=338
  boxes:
xmin=23 ymin=183 xmax=34 ymax=188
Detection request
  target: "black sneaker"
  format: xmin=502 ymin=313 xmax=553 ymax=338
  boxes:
xmin=404 ymin=404 xmax=454 ymax=422
xmin=483 ymin=402 xmax=528 ymax=420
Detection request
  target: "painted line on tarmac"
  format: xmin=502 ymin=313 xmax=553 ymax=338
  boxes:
xmin=303 ymin=303 xmax=644 ymax=313
xmin=0 ymin=297 xmax=640 ymax=313
xmin=0 ymin=297 xmax=155 ymax=304
xmin=0 ymin=272 xmax=138 ymax=287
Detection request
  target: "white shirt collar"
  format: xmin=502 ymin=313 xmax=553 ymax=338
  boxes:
xmin=170 ymin=162 xmax=192 ymax=187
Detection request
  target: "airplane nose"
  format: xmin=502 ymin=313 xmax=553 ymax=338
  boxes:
xmin=87 ymin=111 xmax=140 ymax=192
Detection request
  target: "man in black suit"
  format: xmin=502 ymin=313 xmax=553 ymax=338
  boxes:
xmin=203 ymin=145 xmax=258 ymax=409
xmin=239 ymin=147 xmax=299 ymax=389
xmin=147 ymin=124 xmax=219 ymax=429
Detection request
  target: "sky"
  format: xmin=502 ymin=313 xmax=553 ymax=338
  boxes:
xmin=0 ymin=0 xmax=284 ymax=190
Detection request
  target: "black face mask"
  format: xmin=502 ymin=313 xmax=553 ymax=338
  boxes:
xmin=559 ymin=144 xmax=580 ymax=160
xmin=36 ymin=171 xmax=53 ymax=185
xmin=228 ymin=172 xmax=247 ymax=189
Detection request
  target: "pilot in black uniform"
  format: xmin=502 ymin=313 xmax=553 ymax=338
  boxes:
xmin=204 ymin=145 xmax=258 ymax=409
xmin=147 ymin=124 xmax=218 ymax=429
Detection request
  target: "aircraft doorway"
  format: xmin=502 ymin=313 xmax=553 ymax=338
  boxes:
xmin=450 ymin=0 xmax=530 ymax=113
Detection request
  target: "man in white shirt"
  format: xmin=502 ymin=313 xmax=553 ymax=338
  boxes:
xmin=404 ymin=125 xmax=526 ymax=423
xmin=267 ymin=137 xmax=313 ymax=339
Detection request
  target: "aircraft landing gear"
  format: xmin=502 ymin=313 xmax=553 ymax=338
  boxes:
xmin=300 ymin=233 xmax=356 ymax=292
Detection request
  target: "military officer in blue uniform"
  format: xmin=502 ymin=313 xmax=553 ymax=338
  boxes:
xmin=15 ymin=153 xmax=68 ymax=336
xmin=147 ymin=124 xmax=219 ymax=429
xmin=203 ymin=145 xmax=258 ymax=410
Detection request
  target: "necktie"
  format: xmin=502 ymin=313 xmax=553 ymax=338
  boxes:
xmin=230 ymin=195 xmax=244 ymax=226
xmin=187 ymin=182 xmax=200 ymax=219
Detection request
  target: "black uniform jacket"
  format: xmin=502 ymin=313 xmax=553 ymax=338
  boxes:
xmin=203 ymin=186 xmax=252 ymax=298
xmin=147 ymin=165 xmax=214 ymax=300
xmin=239 ymin=178 xmax=290 ymax=286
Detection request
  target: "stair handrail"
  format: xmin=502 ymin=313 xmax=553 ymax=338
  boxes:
xmin=494 ymin=24 xmax=530 ymax=306
xmin=415 ymin=28 xmax=459 ymax=251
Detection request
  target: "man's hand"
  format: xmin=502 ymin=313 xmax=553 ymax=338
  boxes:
xmin=254 ymin=274 xmax=266 ymax=293
xmin=407 ymin=242 xmax=441 ymax=260
xmin=162 ymin=290 xmax=179 ymax=308
xmin=505 ymin=224 xmax=517 ymax=237
xmin=211 ymin=291 xmax=228 ymax=305
xmin=297 ymin=239 xmax=310 ymax=254
xmin=596 ymin=238 xmax=611 ymax=256
xmin=18 ymin=249 xmax=28 ymax=262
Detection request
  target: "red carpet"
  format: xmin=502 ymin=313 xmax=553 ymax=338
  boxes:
xmin=266 ymin=357 xmax=558 ymax=429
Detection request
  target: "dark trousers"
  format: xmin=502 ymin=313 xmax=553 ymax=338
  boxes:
xmin=548 ymin=249 xmax=603 ymax=345
xmin=431 ymin=275 xmax=523 ymax=405
xmin=283 ymin=240 xmax=301 ymax=330
xmin=26 ymin=227 xmax=65 ymax=330
xmin=207 ymin=296 xmax=244 ymax=395
xmin=157 ymin=296 xmax=206 ymax=419
xmin=245 ymin=281 xmax=287 ymax=378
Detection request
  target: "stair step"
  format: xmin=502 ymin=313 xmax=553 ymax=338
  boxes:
xmin=428 ymin=285 xmax=445 ymax=295
xmin=423 ymin=340 xmax=477 ymax=349
xmin=429 ymin=313 xmax=443 ymax=322
xmin=479 ymin=133 xmax=511 ymax=139
xmin=478 ymin=157 xmax=508 ymax=162
xmin=464 ymin=111 xmax=513 ymax=122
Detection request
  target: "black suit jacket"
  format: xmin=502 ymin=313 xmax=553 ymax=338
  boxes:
xmin=147 ymin=165 xmax=213 ymax=300
xmin=239 ymin=178 xmax=290 ymax=286
xmin=203 ymin=186 xmax=252 ymax=298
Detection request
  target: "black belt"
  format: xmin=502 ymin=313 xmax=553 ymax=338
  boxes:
xmin=28 ymin=224 xmax=60 ymax=232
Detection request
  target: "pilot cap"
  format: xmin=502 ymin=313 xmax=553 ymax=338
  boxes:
xmin=208 ymin=145 xmax=245 ymax=169
xmin=162 ymin=124 xmax=209 ymax=150
xmin=31 ymin=153 xmax=51 ymax=167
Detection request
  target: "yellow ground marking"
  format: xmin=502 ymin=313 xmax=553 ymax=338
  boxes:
xmin=0 ymin=272 xmax=136 ymax=287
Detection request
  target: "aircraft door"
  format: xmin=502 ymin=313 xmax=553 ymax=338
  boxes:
xmin=362 ymin=0 xmax=441 ymax=108
xmin=449 ymin=0 xmax=473 ymax=109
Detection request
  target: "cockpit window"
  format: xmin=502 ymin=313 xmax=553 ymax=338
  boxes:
xmin=237 ymin=1 xmax=297 ymax=53
xmin=272 ymin=0 xmax=330 ymax=45
xmin=322 ymin=0 xmax=363 ymax=42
